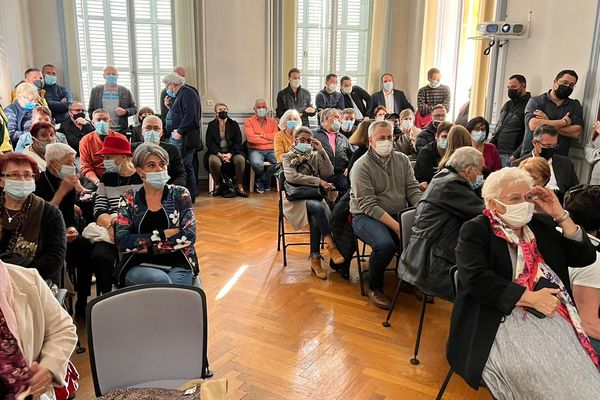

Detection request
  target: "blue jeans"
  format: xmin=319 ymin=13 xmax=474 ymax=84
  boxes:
xmin=306 ymin=199 xmax=332 ymax=255
xmin=499 ymin=153 xmax=512 ymax=167
xmin=125 ymin=266 xmax=194 ymax=286
xmin=182 ymin=151 xmax=197 ymax=202
xmin=326 ymin=172 xmax=349 ymax=193
xmin=248 ymin=149 xmax=277 ymax=187
xmin=352 ymin=214 xmax=398 ymax=291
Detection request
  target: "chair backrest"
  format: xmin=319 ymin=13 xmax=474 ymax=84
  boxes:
xmin=86 ymin=284 xmax=208 ymax=396
xmin=399 ymin=207 xmax=417 ymax=251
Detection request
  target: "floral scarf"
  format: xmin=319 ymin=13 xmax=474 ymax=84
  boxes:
xmin=287 ymin=147 xmax=314 ymax=169
xmin=484 ymin=209 xmax=600 ymax=370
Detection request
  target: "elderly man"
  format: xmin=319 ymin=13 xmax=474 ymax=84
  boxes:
xmin=41 ymin=64 xmax=73 ymax=123
xmin=313 ymin=108 xmax=353 ymax=193
xmin=58 ymin=102 xmax=96 ymax=154
xmin=87 ymin=66 xmax=137 ymax=133
xmin=131 ymin=115 xmax=186 ymax=187
xmin=163 ymin=72 xmax=201 ymax=202
xmin=160 ymin=66 xmax=199 ymax=126
xmin=244 ymin=98 xmax=279 ymax=193
xmin=339 ymin=108 xmax=357 ymax=138
xmin=350 ymin=120 xmax=422 ymax=309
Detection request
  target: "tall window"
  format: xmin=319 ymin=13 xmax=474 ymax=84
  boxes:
xmin=74 ymin=0 xmax=174 ymax=113
xmin=296 ymin=0 xmax=371 ymax=103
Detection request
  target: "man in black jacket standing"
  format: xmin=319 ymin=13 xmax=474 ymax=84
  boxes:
xmin=276 ymin=68 xmax=316 ymax=127
xmin=340 ymin=76 xmax=372 ymax=123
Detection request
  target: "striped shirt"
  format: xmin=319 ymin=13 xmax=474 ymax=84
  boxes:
xmin=417 ymin=85 xmax=451 ymax=115
xmin=93 ymin=172 xmax=144 ymax=220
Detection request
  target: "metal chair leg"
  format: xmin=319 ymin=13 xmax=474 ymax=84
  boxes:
xmin=203 ymin=355 xmax=214 ymax=378
xmin=75 ymin=339 xmax=86 ymax=354
xmin=435 ymin=367 xmax=453 ymax=400
xmin=277 ymin=211 xmax=282 ymax=251
xmin=355 ymin=240 xmax=366 ymax=296
xmin=410 ymin=294 xmax=428 ymax=365
xmin=382 ymin=279 xmax=403 ymax=327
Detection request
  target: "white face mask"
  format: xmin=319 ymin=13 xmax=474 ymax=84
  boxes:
xmin=495 ymin=200 xmax=535 ymax=228
xmin=401 ymin=119 xmax=414 ymax=129
xmin=341 ymin=86 xmax=352 ymax=94
xmin=327 ymin=83 xmax=337 ymax=93
xmin=373 ymin=140 xmax=393 ymax=157
xmin=383 ymin=81 xmax=393 ymax=91
xmin=290 ymin=79 xmax=301 ymax=88
xmin=430 ymin=80 xmax=441 ymax=88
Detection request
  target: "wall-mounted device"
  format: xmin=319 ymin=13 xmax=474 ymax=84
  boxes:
xmin=476 ymin=21 xmax=529 ymax=40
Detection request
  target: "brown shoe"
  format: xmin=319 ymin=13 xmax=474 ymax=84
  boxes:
xmin=368 ymin=290 xmax=391 ymax=309
xmin=310 ymin=254 xmax=327 ymax=280
xmin=325 ymin=243 xmax=345 ymax=264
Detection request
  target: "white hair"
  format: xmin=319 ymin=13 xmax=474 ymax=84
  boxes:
xmin=279 ymin=109 xmax=301 ymax=130
xmin=45 ymin=142 xmax=76 ymax=162
xmin=446 ymin=147 xmax=482 ymax=172
xmin=482 ymin=167 xmax=534 ymax=208
xmin=161 ymin=72 xmax=186 ymax=86
xmin=367 ymin=120 xmax=393 ymax=138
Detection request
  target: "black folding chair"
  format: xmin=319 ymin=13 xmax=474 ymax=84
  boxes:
xmin=435 ymin=266 xmax=458 ymax=400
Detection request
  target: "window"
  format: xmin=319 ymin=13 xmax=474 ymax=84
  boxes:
xmin=296 ymin=0 xmax=371 ymax=104
xmin=74 ymin=0 xmax=174 ymax=113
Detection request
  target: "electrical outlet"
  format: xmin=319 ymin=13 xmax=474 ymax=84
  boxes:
xmin=207 ymin=99 xmax=214 ymax=106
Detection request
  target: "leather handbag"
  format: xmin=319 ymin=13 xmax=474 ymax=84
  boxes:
xmin=283 ymin=181 xmax=323 ymax=201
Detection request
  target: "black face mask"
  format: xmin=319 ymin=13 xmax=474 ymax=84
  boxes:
xmin=218 ymin=111 xmax=228 ymax=120
xmin=72 ymin=112 xmax=86 ymax=120
xmin=507 ymin=89 xmax=520 ymax=100
xmin=33 ymin=80 xmax=43 ymax=89
xmin=539 ymin=147 xmax=555 ymax=160
xmin=432 ymin=120 xmax=441 ymax=129
xmin=554 ymin=84 xmax=573 ymax=100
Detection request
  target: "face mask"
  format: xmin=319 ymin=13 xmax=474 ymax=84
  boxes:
xmin=471 ymin=130 xmax=487 ymax=142
xmin=286 ymin=120 xmax=298 ymax=130
xmin=554 ymin=84 xmax=573 ymax=100
xmin=438 ymin=138 xmax=448 ymax=150
xmin=60 ymin=165 xmax=76 ymax=179
xmin=374 ymin=140 xmax=393 ymax=157
xmin=95 ymin=120 xmax=109 ymax=135
xmin=327 ymin=83 xmax=337 ymax=93
xmin=217 ymin=111 xmax=228 ymax=120
xmin=507 ymin=89 xmax=520 ymax=100
xmin=375 ymin=115 xmax=385 ymax=122
xmin=23 ymin=101 xmax=37 ymax=111
xmin=44 ymin=75 xmax=57 ymax=86
xmin=383 ymin=81 xmax=393 ymax=91
xmin=143 ymin=130 xmax=161 ymax=144
xmin=33 ymin=80 xmax=43 ymax=90
xmin=295 ymin=143 xmax=312 ymax=153
xmin=3 ymin=179 xmax=35 ymax=201
xmin=401 ymin=119 xmax=414 ymax=129
xmin=290 ymin=79 xmax=301 ymax=88
xmin=342 ymin=120 xmax=355 ymax=131
xmin=539 ymin=147 xmax=555 ymax=160
xmin=145 ymin=170 xmax=170 ymax=189
xmin=166 ymin=88 xmax=176 ymax=97
xmin=73 ymin=112 xmax=86 ymax=120
xmin=256 ymin=108 xmax=267 ymax=118
xmin=331 ymin=119 xmax=341 ymax=132
xmin=105 ymin=75 xmax=118 ymax=85
xmin=471 ymin=174 xmax=484 ymax=190
xmin=495 ymin=200 xmax=535 ymax=228
xmin=103 ymin=159 xmax=119 ymax=173
xmin=33 ymin=138 xmax=53 ymax=155
xmin=341 ymin=86 xmax=352 ymax=94
xmin=432 ymin=120 xmax=442 ymax=129
xmin=429 ymin=80 xmax=441 ymax=88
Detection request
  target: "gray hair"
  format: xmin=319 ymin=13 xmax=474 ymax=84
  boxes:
xmin=161 ymin=72 xmax=186 ymax=86
xmin=293 ymin=126 xmax=313 ymax=139
xmin=446 ymin=147 xmax=483 ymax=172
xmin=142 ymin=115 xmax=163 ymax=129
xmin=482 ymin=167 xmax=533 ymax=208
xmin=45 ymin=143 xmax=76 ymax=163
xmin=367 ymin=120 xmax=393 ymax=138
xmin=132 ymin=143 xmax=170 ymax=168
xmin=279 ymin=109 xmax=301 ymax=130
xmin=321 ymin=108 xmax=341 ymax=121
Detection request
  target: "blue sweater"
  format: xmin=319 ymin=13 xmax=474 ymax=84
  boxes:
xmin=4 ymin=101 xmax=32 ymax=145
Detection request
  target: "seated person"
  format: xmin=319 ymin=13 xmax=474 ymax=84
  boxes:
xmin=79 ymin=108 xmax=127 ymax=188
xmin=0 ymin=260 xmax=77 ymax=399
xmin=34 ymin=143 xmax=94 ymax=317
xmin=58 ymin=102 xmax=96 ymax=155
xmin=0 ymin=153 xmax=66 ymax=282
xmin=114 ymin=143 xmax=200 ymax=287
xmin=339 ymin=108 xmax=357 ymax=138
xmin=414 ymin=121 xmax=453 ymax=190
xmin=0 ymin=104 xmax=10 ymax=153
xmin=274 ymin=109 xmax=302 ymax=164
xmin=282 ymin=126 xmax=344 ymax=279
xmin=436 ymin=125 xmax=472 ymax=172
xmin=313 ymin=108 xmax=353 ymax=193
xmin=92 ymin=135 xmax=143 ymax=295
xmin=244 ymin=98 xmax=279 ymax=193
xmin=132 ymin=115 xmax=186 ymax=186
xmin=15 ymin=106 xmax=68 ymax=153
xmin=449 ymin=167 xmax=600 ymax=398
xmin=350 ymin=121 xmax=422 ymax=309
xmin=518 ymin=156 xmax=551 ymax=187
xmin=128 ymin=106 xmax=154 ymax=143
xmin=400 ymin=147 xmax=485 ymax=300
xmin=4 ymin=82 xmax=38 ymax=146
xmin=348 ymin=120 xmax=373 ymax=173
xmin=397 ymin=109 xmax=420 ymax=160
xmin=372 ymin=105 xmax=387 ymax=121
xmin=22 ymin=121 xmax=57 ymax=172
xmin=415 ymin=104 xmax=447 ymax=154
xmin=466 ymin=116 xmax=502 ymax=173
xmin=385 ymin=112 xmax=416 ymax=159
xmin=204 ymin=103 xmax=247 ymax=197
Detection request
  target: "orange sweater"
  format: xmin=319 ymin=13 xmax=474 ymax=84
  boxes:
xmin=79 ymin=130 xmax=127 ymax=180
xmin=243 ymin=115 xmax=279 ymax=150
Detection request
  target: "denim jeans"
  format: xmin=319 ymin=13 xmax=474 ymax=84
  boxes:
xmin=306 ymin=199 xmax=332 ymax=255
xmin=182 ymin=151 xmax=197 ymax=202
xmin=352 ymin=213 xmax=398 ymax=291
xmin=125 ymin=266 xmax=194 ymax=286
xmin=248 ymin=149 xmax=277 ymax=187
xmin=325 ymin=172 xmax=349 ymax=193
xmin=499 ymin=153 xmax=512 ymax=167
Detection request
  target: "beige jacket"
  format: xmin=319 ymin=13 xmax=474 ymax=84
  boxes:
xmin=8 ymin=264 xmax=78 ymax=396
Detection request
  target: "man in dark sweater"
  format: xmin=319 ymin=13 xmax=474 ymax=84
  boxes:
xmin=276 ymin=68 xmax=316 ymax=127
xmin=415 ymin=104 xmax=447 ymax=154
xmin=160 ymin=66 xmax=199 ymax=129
xmin=41 ymin=64 xmax=72 ymax=123
xmin=58 ymin=101 xmax=95 ymax=155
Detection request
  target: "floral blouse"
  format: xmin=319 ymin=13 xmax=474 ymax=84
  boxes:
xmin=0 ymin=309 xmax=31 ymax=399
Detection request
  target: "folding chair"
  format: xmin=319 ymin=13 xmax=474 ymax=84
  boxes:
xmin=435 ymin=266 xmax=458 ymax=400
xmin=86 ymin=284 xmax=210 ymax=397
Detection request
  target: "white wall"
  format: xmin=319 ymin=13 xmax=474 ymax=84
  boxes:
xmin=28 ymin=0 xmax=63 ymax=78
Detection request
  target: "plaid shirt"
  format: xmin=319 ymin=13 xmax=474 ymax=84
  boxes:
xmin=417 ymin=85 xmax=451 ymax=115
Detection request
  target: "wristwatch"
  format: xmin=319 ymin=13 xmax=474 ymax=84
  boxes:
xmin=554 ymin=210 xmax=570 ymax=224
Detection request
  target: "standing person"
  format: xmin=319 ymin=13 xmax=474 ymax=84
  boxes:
xmin=244 ymin=99 xmax=279 ymax=193
xmin=467 ymin=116 xmax=502 ymax=173
xmin=370 ymin=73 xmax=413 ymax=116
xmin=416 ymin=68 xmax=451 ymax=128
xmin=315 ymin=74 xmax=345 ymax=112
xmin=275 ymin=68 xmax=316 ymax=127
xmin=40 ymin=64 xmax=73 ymax=123
xmin=160 ymin=66 xmax=199 ymax=128
xmin=163 ymin=72 xmax=201 ymax=203
xmin=340 ymin=75 xmax=372 ymax=123
xmin=87 ymin=66 xmax=137 ymax=133
xmin=58 ymin=102 xmax=95 ymax=155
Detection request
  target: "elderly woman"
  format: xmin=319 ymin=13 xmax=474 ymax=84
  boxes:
xmin=22 ymin=121 xmax=57 ymax=172
xmin=0 ymin=153 xmax=66 ymax=283
xmin=282 ymin=127 xmax=344 ymax=279
xmin=448 ymin=167 xmax=600 ymax=399
xmin=466 ymin=116 xmax=502 ymax=173
xmin=0 ymin=260 xmax=77 ymax=399
xmin=401 ymin=147 xmax=484 ymax=300
xmin=4 ymin=82 xmax=38 ymax=146
xmin=115 ymin=143 xmax=199 ymax=287
xmin=274 ymin=109 xmax=302 ymax=164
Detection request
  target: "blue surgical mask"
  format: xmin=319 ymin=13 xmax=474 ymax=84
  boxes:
xmin=342 ymin=120 xmax=355 ymax=131
xmin=103 ymin=159 xmax=119 ymax=173
xmin=471 ymin=130 xmax=487 ymax=143
xmin=23 ymin=101 xmax=37 ymax=111
xmin=44 ymin=75 xmax=57 ymax=86
xmin=438 ymin=138 xmax=447 ymax=150
xmin=166 ymin=88 xmax=176 ymax=97
xmin=295 ymin=143 xmax=312 ymax=153
xmin=143 ymin=130 xmax=161 ymax=144
xmin=383 ymin=81 xmax=393 ymax=91
xmin=256 ymin=108 xmax=267 ymax=118
xmin=286 ymin=120 xmax=298 ymax=130
xmin=105 ymin=74 xmax=118 ymax=85
xmin=331 ymin=120 xmax=341 ymax=132
xmin=3 ymin=179 xmax=35 ymax=201
xmin=95 ymin=120 xmax=109 ymax=135
xmin=145 ymin=170 xmax=170 ymax=189
xmin=471 ymin=174 xmax=484 ymax=190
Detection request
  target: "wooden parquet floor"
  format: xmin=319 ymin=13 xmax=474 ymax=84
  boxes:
xmin=70 ymin=189 xmax=492 ymax=400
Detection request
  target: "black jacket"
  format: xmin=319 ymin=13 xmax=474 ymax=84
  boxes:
xmin=313 ymin=127 xmax=353 ymax=175
xmin=513 ymin=154 xmax=579 ymax=194
xmin=42 ymin=83 xmax=70 ymax=123
xmin=370 ymin=89 xmax=414 ymax=117
xmin=58 ymin=118 xmax=95 ymax=155
xmin=276 ymin=85 xmax=315 ymax=126
xmin=341 ymin=85 xmax=372 ymax=118
xmin=399 ymin=168 xmax=484 ymax=300
xmin=415 ymin=121 xmax=438 ymax=154
xmin=203 ymin=118 xmax=243 ymax=169
xmin=490 ymin=92 xmax=531 ymax=154
xmin=448 ymin=214 xmax=596 ymax=389
xmin=132 ymin=142 xmax=187 ymax=187
xmin=414 ymin=141 xmax=441 ymax=183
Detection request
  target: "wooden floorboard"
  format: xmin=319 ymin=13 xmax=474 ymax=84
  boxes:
xmin=70 ymin=188 xmax=492 ymax=400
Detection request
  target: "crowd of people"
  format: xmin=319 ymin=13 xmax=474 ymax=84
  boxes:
xmin=0 ymin=61 xmax=599 ymax=399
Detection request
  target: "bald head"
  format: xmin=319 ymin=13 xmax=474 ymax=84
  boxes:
xmin=103 ymin=66 xmax=118 ymax=75
xmin=173 ymin=66 xmax=186 ymax=78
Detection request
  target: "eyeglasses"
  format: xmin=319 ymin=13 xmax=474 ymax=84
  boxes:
xmin=1 ymin=172 xmax=35 ymax=180
xmin=534 ymin=140 xmax=559 ymax=149
xmin=297 ymin=138 xmax=313 ymax=144
xmin=431 ymin=113 xmax=446 ymax=119
xmin=496 ymin=192 xmax=538 ymax=204
xmin=72 ymin=109 xmax=85 ymax=113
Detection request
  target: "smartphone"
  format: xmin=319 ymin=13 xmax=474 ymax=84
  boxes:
xmin=524 ymin=277 xmax=560 ymax=319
